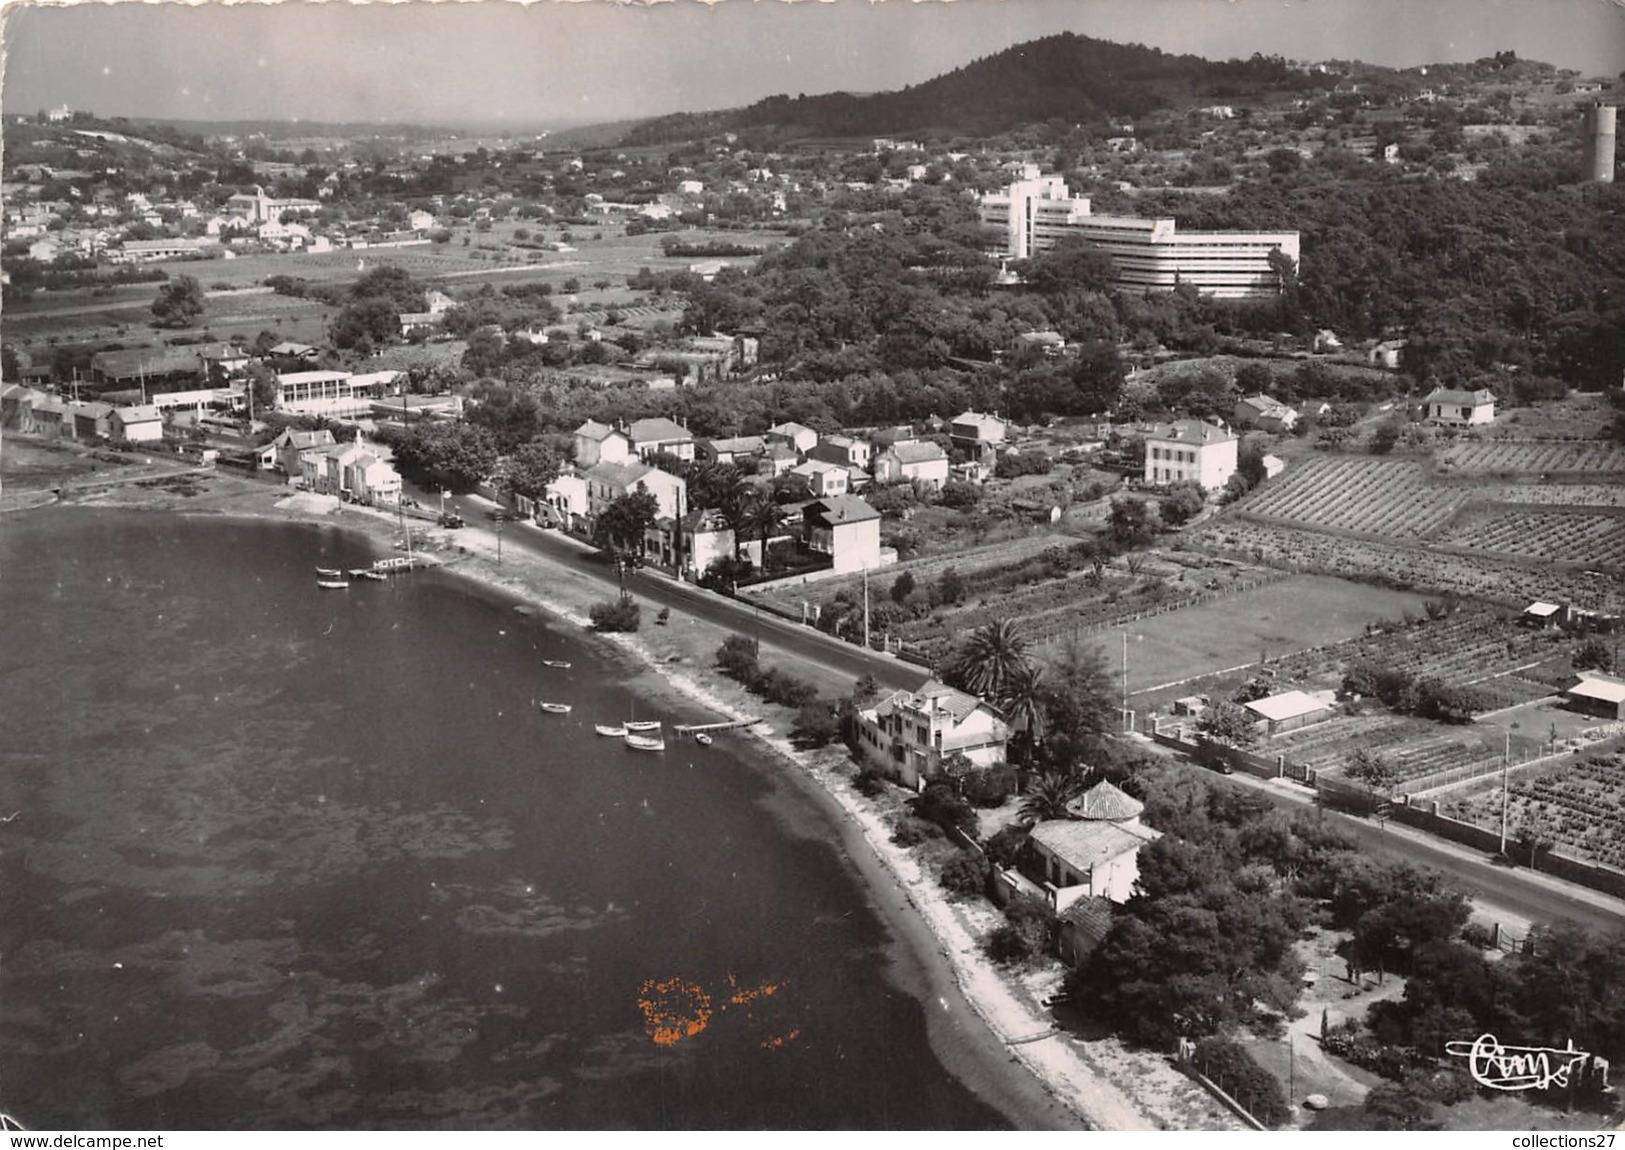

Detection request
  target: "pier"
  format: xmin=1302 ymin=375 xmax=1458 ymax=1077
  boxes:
xmin=672 ymin=718 xmax=763 ymax=735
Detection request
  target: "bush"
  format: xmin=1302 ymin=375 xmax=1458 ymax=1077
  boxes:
xmin=911 ymin=783 xmax=980 ymax=839
xmin=984 ymin=824 xmax=1031 ymax=868
xmin=985 ymin=896 xmax=1057 ymax=965
xmin=1189 ymin=1038 xmax=1291 ymax=1128
xmin=854 ymin=765 xmax=890 ymax=797
xmin=716 ymin=634 xmax=761 ymax=681
xmin=588 ymin=596 xmax=641 ymax=632
xmin=961 ymin=765 xmax=1017 ymax=808
xmin=939 ymin=851 xmax=991 ymax=898
xmin=890 ymin=815 xmax=942 ymax=846
xmin=790 ymin=701 xmax=840 ymax=748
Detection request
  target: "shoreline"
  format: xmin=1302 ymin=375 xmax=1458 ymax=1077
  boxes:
xmin=33 ymin=473 xmax=1200 ymax=1130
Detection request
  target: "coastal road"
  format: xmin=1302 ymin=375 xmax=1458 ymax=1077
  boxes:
xmin=436 ymin=492 xmax=930 ymax=695
xmin=1133 ymin=740 xmax=1625 ymax=935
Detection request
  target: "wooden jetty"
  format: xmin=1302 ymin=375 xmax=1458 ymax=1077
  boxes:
xmin=672 ymin=718 xmax=762 ymax=735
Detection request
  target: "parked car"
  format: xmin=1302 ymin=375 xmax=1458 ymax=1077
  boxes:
xmin=438 ymin=513 xmax=465 ymax=529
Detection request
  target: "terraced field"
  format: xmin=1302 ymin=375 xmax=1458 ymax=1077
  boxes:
xmin=1434 ymin=508 xmax=1625 ymax=568
xmin=1237 ymin=457 xmax=1468 ymax=537
xmin=1438 ymin=441 xmax=1625 ymax=475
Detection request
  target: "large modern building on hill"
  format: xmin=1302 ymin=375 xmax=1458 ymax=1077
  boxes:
xmin=979 ymin=169 xmax=1299 ymax=300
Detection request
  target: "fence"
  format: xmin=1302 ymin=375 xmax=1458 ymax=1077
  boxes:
xmin=1385 ymin=799 xmax=1625 ymax=900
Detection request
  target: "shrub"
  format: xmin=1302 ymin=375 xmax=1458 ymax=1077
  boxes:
xmin=588 ymin=596 xmax=640 ymax=632
xmin=790 ymin=701 xmax=840 ymax=749
xmin=911 ymin=783 xmax=980 ymax=839
xmin=984 ymin=824 xmax=1031 ymax=868
xmin=1189 ymin=1038 xmax=1291 ymax=1128
xmin=961 ymin=765 xmax=1017 ymax=808
xmin=939 ymin=851 xmax=990 ymax=898
xmin=985 ymin=896 xmax=1057 ymax=965
xmin=716 ymin=634 xmax=761 ymax=681
xmin=890 ymin=816 xmax=941 ymax=846
xmin=854 ymin=765 xmax=890 ymax=797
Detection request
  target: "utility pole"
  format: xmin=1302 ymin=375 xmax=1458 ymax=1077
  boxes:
xmin=1121 ymin=629 xmax=1129 ymax=722
xmin=862 ymin=565 xmax=870 ymax=651
xmin=1500 ymin=725 xmax=1513 ymax=856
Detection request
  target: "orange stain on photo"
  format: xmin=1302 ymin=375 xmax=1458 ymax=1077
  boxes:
xmin=637 ymin=976 xmax=713 ymax=1047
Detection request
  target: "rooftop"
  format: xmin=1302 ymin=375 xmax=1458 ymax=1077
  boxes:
xmin=1143 ymin=419 xmax=1236 ymax=445
xmin=1031 ymin=819 xmax=1160 ymax=874
xmin=1065 ymin=780 xmax=1145 ymax=823
xmin=1245 ymin=689 xmax=1332 ymax=723
xmin=883 ymin=441 xmax=948 ymax=465
xmin=805 ymin=495 xmax=880 ymax=526
xmin=1569 ymin=672 xmax=1625 ymax=705
xmin=628 ymin=416 xmax=691 ymax=444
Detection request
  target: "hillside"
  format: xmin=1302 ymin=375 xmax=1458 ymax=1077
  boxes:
xmin=622 ymin=32 xmax=1331 ymax=145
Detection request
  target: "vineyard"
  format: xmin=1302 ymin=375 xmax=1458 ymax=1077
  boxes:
xmin=1236 ymin=457 xmax=1468 ymax=537
xmin=1441 ymin=752 xmax=1625 ymax=871
xmin=1434 ymin=508 xmax=1625 ymax=568
xmin=1489 ymin=483 xmax=1625 ymax=508
xmin=1437 ymin=441 xmax=1625 ymax=475
xmin=1192 ymin=520 xmax=1624 ymax=610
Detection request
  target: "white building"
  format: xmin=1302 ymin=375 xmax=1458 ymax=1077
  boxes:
xmin=275 ymin=370 xmax=390 ymax=417
xmin=1423 ymin=387 xmax=1497 ymax=428
xmin=979 ymin=170 xmax=1299 ymax=300
xmin=854 ymin=679 xmax=1010 ymax=789
xmin=1029 ymin=781 xmax=1161 ymax=911
xmin=1142 ymin=420 xmax=1238 ymax=490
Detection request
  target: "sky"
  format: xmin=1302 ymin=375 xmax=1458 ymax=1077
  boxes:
xmin=3 ymin=0 xmax=1623 ymax=128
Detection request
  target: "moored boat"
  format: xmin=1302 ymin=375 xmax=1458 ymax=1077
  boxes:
xmin=624 ymin=719 xmax=662 ymax=733
xmin=624 ymin=733 xmax=665 ymax=751
xmin=316 ymin=579 xmax=350 ymax=589
xmin=539 ymin=702 xmax=573 ymax=714
xmin=541 ymin=659 xmax=573 ymax=669
xmin=316 ymin=567 xmax=342 ymax=577
xmin=694 ymin=732 xmax=713 ymax=747
xmin=595 ymin=723 xmax=627 ymax=737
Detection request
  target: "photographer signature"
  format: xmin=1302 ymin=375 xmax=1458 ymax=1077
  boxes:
xmin=1444 ymin=1034 xmax=1611 ymax=1093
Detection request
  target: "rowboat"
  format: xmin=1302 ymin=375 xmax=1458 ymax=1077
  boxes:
xmin=542 ymin=660 xmax=573 ymax=669
xmin=539 ymin=702 xmax=573 ymax=714
xmin=595 ymin=724 xmax=627 ymax=737
xmin=624 ymin=733 xmax=665 ymax=752
xmin=316 ymin=567 xmax=342 ymax=577
xmin=316 ymin=580 xmax=350 ymax=589
xmin=694 ymin=732 xmax=713 ymax=747
xmin=624 ymin=720 xmax=662 ymax=732
xmin=357 ymin=570 xmax=387 ymax=581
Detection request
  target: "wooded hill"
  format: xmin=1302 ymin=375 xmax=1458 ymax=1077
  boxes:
xmin=623 ymin=32 xmax=1332 ymax=145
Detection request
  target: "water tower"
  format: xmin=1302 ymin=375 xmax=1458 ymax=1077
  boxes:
xmin=1584 ymin=103 xmax=1617 ymax=183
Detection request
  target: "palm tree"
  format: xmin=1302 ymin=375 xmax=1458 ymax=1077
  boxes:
xmin=1018 ymin=771 xmax=1078 ymax=825
xmin=746 ymin=492 xmax=781 ymax=567
xmin=955 ymin=619 xmax=1031 ymax=701
xmin=998 ymin=661 xmax=1046 ymax=773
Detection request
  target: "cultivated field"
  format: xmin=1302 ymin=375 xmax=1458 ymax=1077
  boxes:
xmin=1436 ymin=440 xmax=1625 ymax=475
xmin=1238 ymin=457 xmax=1468 ymax=537
xmin=1442 ymin=750 xmax=1625 ymax=871
xmin=1434 ymin=508 xmax=1625 ymax=568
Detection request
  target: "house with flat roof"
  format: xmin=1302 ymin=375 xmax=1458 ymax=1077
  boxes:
xmin=1245 ymin=689 xmax=1333 ymax=736
xmin=1423 ymin=387 xmax=1496 ymax=427
xmin=854 ymin=679 xmax=1010 ymax=789
xmin=1142 ymin=420 xmax=1238 ymax=490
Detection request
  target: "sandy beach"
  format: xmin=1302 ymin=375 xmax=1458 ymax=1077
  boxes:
xmin=34 ymin=466 xmax=1236 ymax=1131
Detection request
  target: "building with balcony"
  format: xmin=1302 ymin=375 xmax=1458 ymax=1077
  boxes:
xmin=855 ymin=680 xmax=1010 ymax=790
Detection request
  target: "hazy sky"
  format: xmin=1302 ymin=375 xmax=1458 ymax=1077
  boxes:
xmin=4 ymin=0 xmax=1623 ymax=127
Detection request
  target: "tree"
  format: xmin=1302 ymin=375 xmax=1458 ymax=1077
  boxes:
xmin=393 ymin=421 xmax=499 ymax=492
xmin=1039 ymin=635 xmax=1118 ymax=772
xmin=1574 ymin=637 xmax=1613 ymax=672
xmin=1346 ymin=747 xmax=1399 ymax=798
xmin=1157 ymin=481 xmax=1208 ymax=528
xmin=999 ymin=661 xmax=1048 ymax=770
xmin=150 ymin=274 xmax=205 ymax=328
xmin=790 ymin=701 xmax=840 ymax=749
xmin=949 ymin=619 xmax=1032 ymax=701
xmin=1198 ymin=700 xmax=1260 ymax=748
xmin=589 ymin=597 xmax=641 ymax=633
xmin=594 ymin=487 xmax=660 ymax=555
xmin=1107 ymin=494 xmax=1160 ymax=549
xmin=244 ymin=361 xmax=278 ymax=415
xmin=502 ymin=437 xmax=562 ymax=502
xmin=890 ymin=570 xmax=916 ymax=603
xmin=1018 ymin=771 xmax=1079 ymax=824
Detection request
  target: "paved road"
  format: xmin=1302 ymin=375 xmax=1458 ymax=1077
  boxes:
xmin=437 ymin=491 xmax=929 ymax=695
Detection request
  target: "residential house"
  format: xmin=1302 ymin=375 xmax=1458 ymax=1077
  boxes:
xmin=544 ymin=472 xmax=591 ymax=528
xmin=69 ymin=401 xmax=114 ymax=441
xmin=30 ymin=396 xmax=74 ymax=439
xmin=1423 ymin=387 xmax=1497 ymax=428
xmin=111 ymin=404 xmax=164 ymax=444
xmin=267 ymin=342 xmax=320 ymax=362
xmin=699 ymin=435 xmax=767 ymax=467
xmin=627 ymin=417 xmax=695 ymax=463
xmin=1029 ymin=781 xmax=1161 ymax=911
xmin=1522 ymin=601 xmax=1567 ymax=629
xmin=572 ymin=419 xmax=633 ymax=468
xmin=678 ymin=507 xmax=762 ymax=579
xmin=271 ymin=427 xmax=338 ymax=476
xmin=765 ymin=421 xmax=818 ymax=455
xmin=346 ymin=449 xmax=402 ymax=506
xmin=807 ymin=434 xmax=872 ymax=472
xmin=874 ymin=440 xmax=950 ymax=491
xmin=854 ymin=679 xmax=1010 ymax=789
xmin=1232 ymin=394 xmax=1300 ymax=434
xmin=1565 ymin=672 xmax=1625 ymax=721
xmin=1368 ymin=339 xmax=1406 ymax=370
xmin=1245 ymin=689 xmax=1333 ymax=736
xmin=789 ymin=459 xmax=850 ymax=499
xmin=1313 ymin=329 xmax=1343 ymax=352
xmin=949 ymin=411 xmax=1009 ymax=457
xmin=1142 ymin=420 xmax=1237 ymax=490
xmin=802 ymin=495 xmax=882 ymax=575
xmin=0 ymin=385 xmax=45 ymax=432
xmin=299 ymin=433 xmax=401 ymax=505
xmin=583 ymin=459 xmax=686 ymax=521
xmin=761 ymin=443 xmax=800 ymax=477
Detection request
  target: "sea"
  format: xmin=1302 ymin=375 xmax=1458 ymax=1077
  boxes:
xmin=0 ymin=509 xmax=1009 ymax=1130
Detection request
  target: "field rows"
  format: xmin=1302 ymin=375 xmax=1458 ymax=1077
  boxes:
xmin=1443 ymin=754 xmax=1625 ymax=871
xmin=1439 ymin=441 xmax=1625 ymax=474
xmin=1488 ymin=484 xmax=1625 ymax=508
xmin=1434 ymin=509 xmax=1625 ymax=567
xmin=1240 ymin=457 xmax=1468 ymax=537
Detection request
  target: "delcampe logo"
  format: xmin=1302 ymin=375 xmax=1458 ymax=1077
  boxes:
xmin=1445 ymin=1034 xmax=1612 ymax=1093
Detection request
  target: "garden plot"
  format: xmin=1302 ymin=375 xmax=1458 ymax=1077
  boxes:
xmin=1441 ymin=752 xmax=1625 ymax=872
xmin=1438 ymin=441 xmax=1625 ymax=475
xmin=1434 ymin=508 xmax=1625 ymax=568
xmin=1238 ymin=457 xmax=1469 ymax=538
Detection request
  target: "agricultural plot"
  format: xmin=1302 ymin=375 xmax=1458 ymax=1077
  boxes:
xmin=1238 ymin=457 xmax=1468 ymax=538
xmin=1489 ymin=484 xmax=1625 ymax=508
xmin=1438 ymin=441 xmax=1625 ymax=475
xmin=1264 ymin=714 xmax=1437 ymax=775
xmin=1442 ymin=753 xmax=1625 ymax=872
xmin=1434 ymin=508 xmax=1625 ymax=568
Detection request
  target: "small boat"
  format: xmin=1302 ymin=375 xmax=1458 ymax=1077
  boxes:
xmin=694 ymin=732 xmax=713 ymax=747
xmin=316 ymin=579 xmax=350 ymax=590
xmin=316 ymin=567 xmax=342 ymax=577
xmin=542 ymin=660 xmax=573 ymax=669
xmin=624 ymin=720 xmax=662 ymax=733
xmin=357 ymin=570 xmax=387 ymax=581
xmin=624 ymin=733 xmax=665 ymax=752
xmin=539 ymin=702 xmax=573 ymax=714
xmin=595 ymin=723 xmax=627 ymax=737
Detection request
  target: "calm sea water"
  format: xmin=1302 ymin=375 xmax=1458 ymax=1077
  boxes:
xmin=0 ymin=510 xmax=1007 ymax=1130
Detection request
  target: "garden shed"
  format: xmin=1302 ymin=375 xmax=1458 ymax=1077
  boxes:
xmin=1244 ymin=689 xmax=1333 ymax=736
